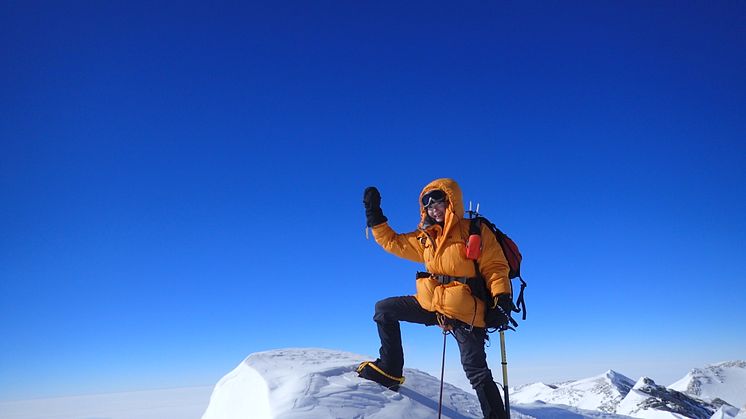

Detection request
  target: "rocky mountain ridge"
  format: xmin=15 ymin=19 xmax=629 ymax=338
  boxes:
xmin=511 ymin=360 xmax=746 ymax=418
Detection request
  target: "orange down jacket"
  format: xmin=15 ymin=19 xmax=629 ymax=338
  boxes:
xmin=371 ymin=178 xmax=511 ymax=328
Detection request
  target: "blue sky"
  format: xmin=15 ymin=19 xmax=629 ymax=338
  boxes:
xmin=1 ymin=1 xmax=745 ymax=400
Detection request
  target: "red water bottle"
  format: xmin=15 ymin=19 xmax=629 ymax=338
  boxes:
xmin=466 ymin=234 xmax=481 ymax=260
xmin=466 ymin=202 xmax=482 ymax=260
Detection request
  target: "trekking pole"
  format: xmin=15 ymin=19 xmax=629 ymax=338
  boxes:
xmin=437 ymin=329 xmax=447 ymax=419
xmin=499 ymin=330 xmax=511 ymax=419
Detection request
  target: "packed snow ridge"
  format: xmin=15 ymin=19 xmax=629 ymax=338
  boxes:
xmin=201 ymin=348 xmax=486 ymax=419
xmin=202 ymin=349 xmax=746 ymax=419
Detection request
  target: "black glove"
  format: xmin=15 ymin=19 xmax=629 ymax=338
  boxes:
xmin=494 ymin=294 xmax=513 ymax=315
xmin=363 ymin=186 xmax=388 ymax=227
xmin=485 ymin=293 xmax=513 ymax=328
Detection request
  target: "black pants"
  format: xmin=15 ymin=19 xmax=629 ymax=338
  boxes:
xmin=373 ymin=295 xmax=495 ymax=388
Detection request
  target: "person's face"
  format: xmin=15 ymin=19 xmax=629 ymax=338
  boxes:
xmin=426 ymin=200 xmax=447 ymax=223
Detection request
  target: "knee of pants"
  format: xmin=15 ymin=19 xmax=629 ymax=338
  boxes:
xmin=374 ymin=299 xmax=395 ymax=323
xmin=464 ymin=366 xmax=494 ymax=389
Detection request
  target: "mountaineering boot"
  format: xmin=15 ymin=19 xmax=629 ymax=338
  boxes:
xmin=357 ymin=359 xmax=405 ymax=391
xmin=475 ymin=380 xmax=507 ymax=419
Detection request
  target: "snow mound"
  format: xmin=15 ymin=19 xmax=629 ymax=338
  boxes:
xmin=668 ymin=360 xmax=746 ymax=408
xmin=201 ymin=348 xmax=487 ymax=419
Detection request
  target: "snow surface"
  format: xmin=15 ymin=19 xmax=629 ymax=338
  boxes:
xmin=3 ymin=352 xmax=744 ymax=419
xmin=202 ymin=348 xmax=632 ymax=419
xmin=710 ymin=405 xmax=746 ymax=419
xmin=0 ymin=386 xmax=212 ymax=419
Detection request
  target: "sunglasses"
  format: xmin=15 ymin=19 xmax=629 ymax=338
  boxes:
xmin=422 ymin=189 xmax=447 ymax=208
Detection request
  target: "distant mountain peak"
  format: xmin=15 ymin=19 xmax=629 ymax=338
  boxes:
xmin=712 ymin=360 xmax=746 ymax=369
xmin=668 ymin=359 xmax=746 ymax=408
xmin=634 ymin=376 xmax=656 ymax=389
xmin=618 ymin=376 xmax=721 ymax=419
xmin=511 ymin=369 xmax=634 ymax=414
xmin=511 ymin=363 xmax=745 ymax=418
xmin=604 ymin=369 xmax=622 ymax=376
xmin=601 ymin=369 xmax=635 ymax=388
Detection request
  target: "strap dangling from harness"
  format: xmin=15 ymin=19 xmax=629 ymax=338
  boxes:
xmin=514 ymin=276 xmax=527 ymax=320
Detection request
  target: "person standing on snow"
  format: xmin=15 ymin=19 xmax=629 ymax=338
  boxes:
xmin=357 ymin=178 xmax=513 ymax=419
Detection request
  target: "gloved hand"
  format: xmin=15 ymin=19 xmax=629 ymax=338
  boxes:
xmin=363 ymin=186 xmax=388 ymax=227
xmin=492 ymin=294 xmax=513 ymax=313
xmin=493 ymin=294 xmax=513 ymax=317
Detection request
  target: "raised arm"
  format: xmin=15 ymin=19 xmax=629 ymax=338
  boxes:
xmin=371 ymin=223 xmax=424 ymax=263
xmin=363 ymin=186 xmax=424 ymax=263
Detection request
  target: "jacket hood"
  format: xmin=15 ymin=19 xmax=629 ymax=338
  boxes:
xmin=419 ymin=178 xmax=464 ymax=236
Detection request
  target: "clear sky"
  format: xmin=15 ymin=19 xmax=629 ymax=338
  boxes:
xmin=1 ymin=1 xmax=744 ymax=401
